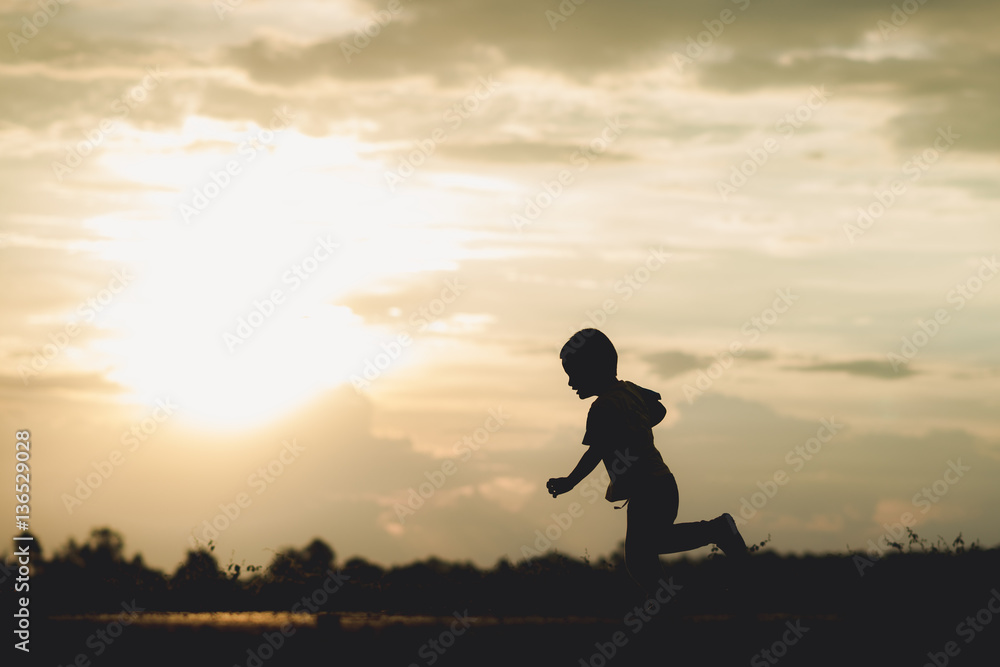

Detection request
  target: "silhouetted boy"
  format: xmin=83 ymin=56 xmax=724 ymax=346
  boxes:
xmin=547 ymin=328 xmax=747 ymax=595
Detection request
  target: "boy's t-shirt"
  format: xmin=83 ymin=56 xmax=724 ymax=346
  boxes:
xmin=582 ymin=380 xmax=671 ymax=502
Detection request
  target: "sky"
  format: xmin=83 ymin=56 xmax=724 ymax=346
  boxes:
xmin=1 ymin=0 xmax=998 ymax=574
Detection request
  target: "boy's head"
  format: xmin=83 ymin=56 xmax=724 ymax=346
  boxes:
xmin=560 ymin=328 xmax=617 ymax=398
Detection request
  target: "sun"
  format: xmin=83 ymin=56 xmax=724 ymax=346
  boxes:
xmin=107 ymin=292 xmax=373 ymax=430
xmin=87 ymin=205 xmax=378 ymax=430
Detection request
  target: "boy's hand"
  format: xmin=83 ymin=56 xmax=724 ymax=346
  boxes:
xmin=546 ymin=477 xmax=575 ymax=498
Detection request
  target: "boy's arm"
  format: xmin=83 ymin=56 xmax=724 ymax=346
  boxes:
xmin=547 ymin=446 xmax=602 ymax=497
xmin=567 ymin=445 xmax=602 ymax=485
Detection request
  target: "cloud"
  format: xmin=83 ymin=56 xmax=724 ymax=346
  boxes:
xmin=437 ymin=140 xmax=634 ymax=165
xmin=477 ymin=475 xmax=536 ymax=512
xmin=642 ymin=350 xmax=708 ymax=379
xmin=0 ymin=371 xmax=125 ymax=395
xmin=769 ymin=512 xmax=845 ymax=533
xmin=335 ymin=270 xmax=469 ymax=327
xmin=793 ymin=359 xmax=917 ymax=379
xmin=643 ymin=349 xmax=771 ymax=379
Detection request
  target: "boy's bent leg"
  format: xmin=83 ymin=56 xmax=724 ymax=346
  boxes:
xmin=651 ymin=520 xmax=717 ymax=555
xmin=649 ymin=515 xmax=747 ymax=557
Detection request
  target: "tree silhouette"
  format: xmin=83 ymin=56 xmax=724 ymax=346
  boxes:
xmin=173 ymin=549 xmax=223 ymax=585
xmin=171 ymin=548 xmax=240 ymax=610
xmin=265 ymin=537 xmax=336 ymax=584
xmin=39 ymin=527 xmax=167 ymax=613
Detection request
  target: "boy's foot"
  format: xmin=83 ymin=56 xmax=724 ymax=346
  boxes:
xmin=714 ymin=513 xmax=748 ymax=558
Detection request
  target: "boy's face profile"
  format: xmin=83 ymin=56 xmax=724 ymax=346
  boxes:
xmin=562 ymin=356 xmax=608 ymax=399
xmin=560 ymin=328 xmax=617 ymax=399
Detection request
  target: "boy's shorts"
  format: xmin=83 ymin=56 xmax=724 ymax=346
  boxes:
xmin=626 ymin=472 xmax=680 ymax=530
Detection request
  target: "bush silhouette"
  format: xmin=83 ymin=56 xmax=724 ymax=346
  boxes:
xmin=4 ymin=526 xmax=997 ymax=619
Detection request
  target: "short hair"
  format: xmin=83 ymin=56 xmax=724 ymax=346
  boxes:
xmin=560 ymin=328 xmax=617 ymax=377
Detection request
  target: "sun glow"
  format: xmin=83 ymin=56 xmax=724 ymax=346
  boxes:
xmin=73 ymin=116 xmax=489 ymax=428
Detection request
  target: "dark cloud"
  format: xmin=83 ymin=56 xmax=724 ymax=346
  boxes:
xmin=794 ymin=359 xmax=917 ymax=379
xmin=697 ymin=51 xmax=1000 ymax=153
xmin=2 ymin=0 xmax=995 ymax=157
xmin=217 ymin=0 xmax=999 ymax=85
xmin=221 ymin=0 xmax=1000 ymax=157
xmin=437 ymin=140 xmax=634 ymax=164
xmin=642 ymin=350 xmax=708 ymax=379
xmin=643 ymin=348 xmax=771 ymax=379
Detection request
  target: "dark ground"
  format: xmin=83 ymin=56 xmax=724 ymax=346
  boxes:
xmin=25 ymin=607 xmax=1000 ymax=666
